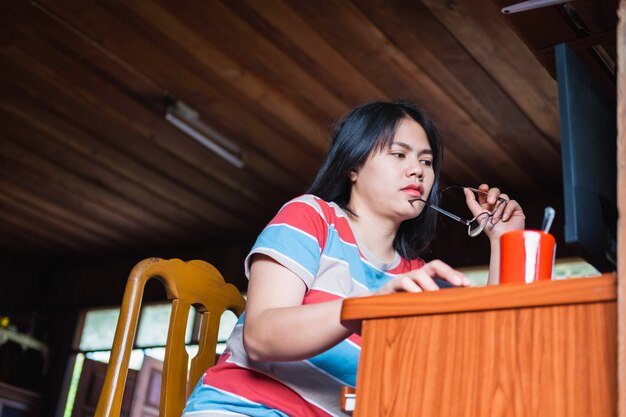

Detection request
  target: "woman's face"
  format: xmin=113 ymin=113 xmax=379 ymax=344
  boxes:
xmin=349 ymin=118 xmax=435 ymax=223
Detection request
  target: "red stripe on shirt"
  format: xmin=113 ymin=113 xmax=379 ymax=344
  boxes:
xmin=312 ymin=197 xmax=358 ymax=246
xmin=268 ymin=200 xmax=328 ymax=250
xmin=387 ymin=257 xmax=425 ymax=274
xmin=303 ymin=290 xmax=361 ymax=347
xmin=204 ymin=355 xmax=332 ymax=417
xmin=302 ymin=289 xmax=341 ymax=305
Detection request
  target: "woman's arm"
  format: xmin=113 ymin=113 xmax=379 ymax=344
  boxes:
xmin=243 ymin=254 xmax=352 ymax=362
xmin=243 ymin=256 xmax=470 ymax=362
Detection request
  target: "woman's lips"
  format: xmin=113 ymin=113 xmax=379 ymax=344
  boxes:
xmin=402 ymin=184 xmax=424 ymax=198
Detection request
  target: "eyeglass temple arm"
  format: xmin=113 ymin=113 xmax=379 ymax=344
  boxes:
xmin=416 ymin=199 xmax=467 ymax=225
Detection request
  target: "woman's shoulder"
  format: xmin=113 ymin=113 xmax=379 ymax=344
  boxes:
xmin=282 ymin=194 xmax=331 ymax=208
xmin=278 ymin=194 xmax=344 ymax=220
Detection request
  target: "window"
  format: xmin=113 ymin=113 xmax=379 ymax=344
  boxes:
xmin=457 ymin=257 xmax=601 ymax=286
xmin=61 ymin=303 xmax=238 ymax=417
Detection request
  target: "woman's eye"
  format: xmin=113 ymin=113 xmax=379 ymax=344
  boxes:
xmin=391 ymin=152 xmax=405 ymax=159
xmin=420 ymin=159 xmax=433 ymax=167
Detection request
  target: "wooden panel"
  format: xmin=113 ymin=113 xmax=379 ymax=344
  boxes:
xmin=0 ymin=30 xmax=283 ymax=220
xmin=356 ymin=300 xmax=617 ymax=417
xmin=0 ymin=177 xmax=134 ymax=249
xmin=617 ymin=3 xmax=625 ymax=416
xmin=72 ymin=359 xmax=137 ymax=417
xmin=0 ymin=121 xmax=206 ymax=236
xmin=4 ymin=1 xmax=301 ymax=213
xmin=0 ymin=0 xmax=616 ymax=275
xmin=0 ymin=187 xmax=108 ymax=254
xmin=358 ymin=0 xmax=561 ymax=190
xmin=0 ymin=138 xmax=193 ymax=242
xmin=233 ymin=0 xmax=388 ymax=105
xmin=141 ymin=0 xmax=345 ymax=148
xmin=25 ymin=0 xmax=319 ymax=188
xmin=0 ymin=382 xmax=41 ymax=417
xmin=288 ymin=0 xmax=539 ymax=191
xmin=424 ymin=0 xmax=561 ymax=143
xmin=129 ymin=356 xmax=162 ymax=417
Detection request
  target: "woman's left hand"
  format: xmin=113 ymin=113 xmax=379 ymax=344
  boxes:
xmin=465 ymin=184 xmax=525 ymax=241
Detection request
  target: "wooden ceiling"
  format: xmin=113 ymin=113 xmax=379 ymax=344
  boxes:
xmin=0 ymin=0 xmax=617 ymax=266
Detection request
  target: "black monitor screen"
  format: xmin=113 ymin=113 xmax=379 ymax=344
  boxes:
xmin=555 ymin=43 xmax=617 ymax=272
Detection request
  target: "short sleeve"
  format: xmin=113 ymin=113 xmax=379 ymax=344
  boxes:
xmin=244 ymin=195 xmax=330 ymax=289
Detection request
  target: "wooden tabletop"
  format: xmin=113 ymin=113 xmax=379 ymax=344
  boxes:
xmin=341 ymin=273 xmax=617 ymax=321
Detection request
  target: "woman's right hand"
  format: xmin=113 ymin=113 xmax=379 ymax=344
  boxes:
xmin=375 ymin=260 xmax=470 ymax=295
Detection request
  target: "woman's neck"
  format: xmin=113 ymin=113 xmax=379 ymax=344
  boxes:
xmin=347 ymin=209 xmax=399 ymax=263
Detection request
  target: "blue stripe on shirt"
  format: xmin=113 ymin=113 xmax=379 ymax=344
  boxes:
xmin=306 ymin=339 xmax=359 ymax=387
xmin=322 ymin=227 xmax=393 ymax=291
xmin=253 ymin=224 xmax=321 ymax=278
xmin=184 ymin=379 xmax=291 ymax=417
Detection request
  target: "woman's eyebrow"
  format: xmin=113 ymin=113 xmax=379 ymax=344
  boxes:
xmin=391 ymin=141 xmax=432 ymax=155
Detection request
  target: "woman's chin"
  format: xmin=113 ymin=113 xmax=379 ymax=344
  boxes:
xmin=398 ymin=206 xmax=424 ymax=221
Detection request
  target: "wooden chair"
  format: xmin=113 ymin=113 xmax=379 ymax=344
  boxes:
xmin=94 ymin=258 xmax=246 ymax=417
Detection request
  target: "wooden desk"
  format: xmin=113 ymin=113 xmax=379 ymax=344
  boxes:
xmin=341 ymin=274 xmax=617 ymax=417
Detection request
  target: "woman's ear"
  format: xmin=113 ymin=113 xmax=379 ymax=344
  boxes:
xmin=349 ymin=170 xmax=357 ymax=183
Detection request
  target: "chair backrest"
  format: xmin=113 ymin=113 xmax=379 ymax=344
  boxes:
xmin=94 ymin=258 xmax=246 ymax=417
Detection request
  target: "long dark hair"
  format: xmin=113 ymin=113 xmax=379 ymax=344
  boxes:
xmin=307 ymin=100 xmax=443 ymax=259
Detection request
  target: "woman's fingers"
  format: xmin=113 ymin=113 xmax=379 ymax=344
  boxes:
xmin=464 ymin=187 xmax=484 ymax=216
xmin=397 ymin=276 xmax=422 ymax=293
xmin=468 ymin=183 xmax=526 ymax=239
xmin=421 ymin=260 xmax=470 ymax=287
xmin=376 ymin=260 xmax=471 ymax=295
xmin=502 ymin=199 xmax=524 ymax=221
xmin=490 ymin=193 xmax=508 ymax=223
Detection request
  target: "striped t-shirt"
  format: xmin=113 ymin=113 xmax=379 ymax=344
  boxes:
xmin=184 ymin=194 xmax=424 ymax=417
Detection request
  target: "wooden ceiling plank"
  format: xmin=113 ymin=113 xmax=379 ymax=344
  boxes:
xmin=567 ymin=1 xmax=619 ymax=34
xmin=0 ymin=155 xmax=238 ymax=255
xmin=110 ymin=0 xmax=327 ymax=181
xmin=230 ymin=0 xmax=389 ymax=105
xmin=133 ymin=0 xmax=348 ymax=139
xmin=24 ymin=0 xmax=322 ymax=188
xmin=0 ymin=154 xmax=160 ymax=246
xmin=0 ymin=178 xmax=136 ymax=249
xmin=0 ymin=202 xmax=99 ymax=256
xmin=0 ymin=187 xmax=113 ymax=250
xmin=355 ymin=0 xmax=562 ymax=190
xmin=423 ymin=0 xmax=561 ymax=143
xmin=495 ymin=0 xmax=580 ymax=50
xmin=6 ymin=0 xmax=307 ymax=208
xmin=0 ymin=232 xmax=55 ymax=257
xmin=1 ymin=114 xmax=210 ymax=235
xmin=0 ymin=226 xmax=68 ymax=257
xmin=289 ymin=0 xmax=537 ymax=190
xmin=0 ymin=73 xmax=256 ymax=232
xmin=0 ymin=34 xmax=290 ymax=221
xmin=0 ymin=138 xmax=193 ymax=243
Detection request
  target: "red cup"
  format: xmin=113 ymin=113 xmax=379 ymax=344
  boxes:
xmin=500 ymin=230 xmax=556 ymax=284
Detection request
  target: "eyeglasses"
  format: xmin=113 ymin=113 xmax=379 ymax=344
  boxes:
xmin=416 ymin=186 xmax=507 ymax=237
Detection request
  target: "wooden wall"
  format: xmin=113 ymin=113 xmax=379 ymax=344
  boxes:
xmin=617 ymin=3 xmax=625 ymax=416
xmin=0 ymin=241 xmax=250 ymax=417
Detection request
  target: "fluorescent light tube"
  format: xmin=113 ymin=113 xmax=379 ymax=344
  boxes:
xmin=501 ymin=0 xmax=573 ymax=14
xmin=166 ymin=100 xmax=245 ymax=169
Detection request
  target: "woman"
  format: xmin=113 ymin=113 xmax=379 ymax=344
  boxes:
xmin=184 ymin=101 xmax=525 ymax=417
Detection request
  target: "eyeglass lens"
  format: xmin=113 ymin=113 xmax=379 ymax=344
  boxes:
xmin=439 ymin=187 xmax=505 ymax=237
xmin=468 ymin=212 xmax=489 ymax=237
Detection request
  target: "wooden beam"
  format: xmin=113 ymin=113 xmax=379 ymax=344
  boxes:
xmin=425 ymin=0 xmax=560 ymax=144
xmin=289 ymin=0 xmax=538 ymax=191
xmin=616 ymin=3 xmax=626 ymax=415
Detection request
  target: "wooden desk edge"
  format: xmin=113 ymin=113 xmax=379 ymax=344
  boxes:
xmin=341 ymin=273 xmax=616 ymax=321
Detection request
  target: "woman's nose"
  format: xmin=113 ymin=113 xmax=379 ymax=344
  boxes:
xmin=407 ymin=160 xmax=423 ymax=178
